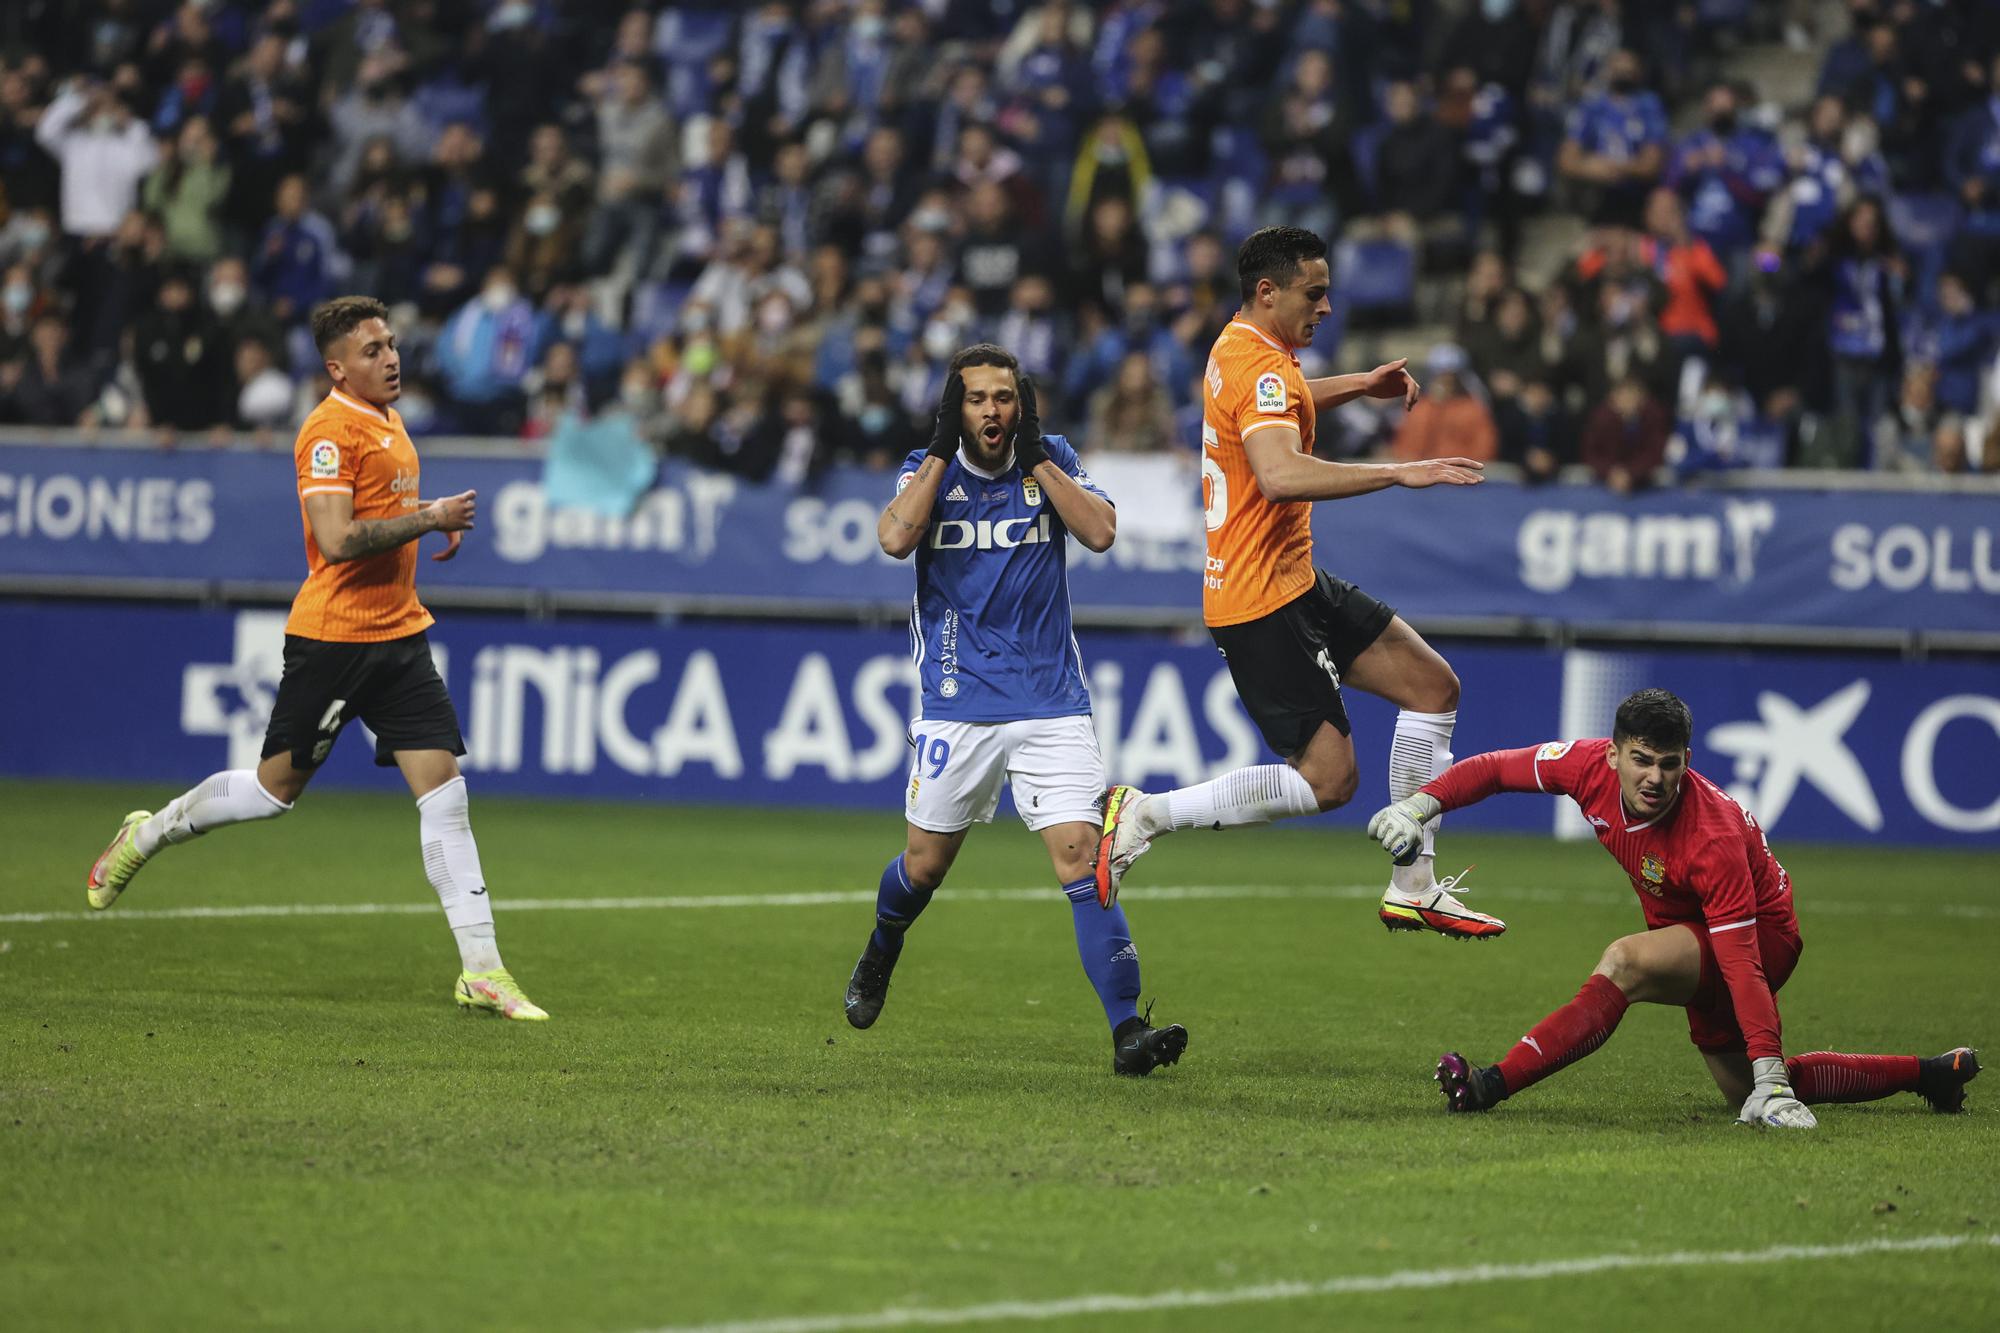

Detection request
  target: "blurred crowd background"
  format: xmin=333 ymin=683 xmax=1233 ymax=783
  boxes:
xmin=1 ymin=0 xmax=1997 ymax=487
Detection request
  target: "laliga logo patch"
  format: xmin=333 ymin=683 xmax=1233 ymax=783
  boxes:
xmin=896 ymin=471 xmax=915 ymax=494
xmin=1537 ymin=740 xmax=1573 ymax=762
xmin=907 ymin=775 xmax=921 ymax=807
xmin=940 ymin=677 xmax=959 ymax=698
xmin=309 ymin=440 xmax=340 ymax=479
xmin=1022 ymin=477 xmax=1042 ymax=506
xmin=1641 ymin=854 xmax=1666 ymax=885
xmin=1255 ymin=372 xmax=1286 ymax=413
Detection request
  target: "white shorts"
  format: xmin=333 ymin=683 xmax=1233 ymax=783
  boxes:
xmin=904 ymin=714 xmax=1105 ymax=834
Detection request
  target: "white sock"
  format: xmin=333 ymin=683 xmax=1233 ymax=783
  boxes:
xmin=1388 ymin=708 xmax=1455 ymax=895
xmin=417 ymin=777 xmax=503 ymax=973
xmin=134 ymin=770 xmax=290 ymax=856
xmin=1134 ymin=764 xmax=1320 ymax=836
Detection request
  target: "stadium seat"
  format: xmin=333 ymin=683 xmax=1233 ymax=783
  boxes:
xmin=1336 ymin=238 xmax=1417 ymax=328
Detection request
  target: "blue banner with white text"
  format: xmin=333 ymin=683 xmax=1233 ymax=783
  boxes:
xmin=1 ymin=443 xmax=1995 ymax=633
xmin=2 ymin=603 xmax=1994 ymax=846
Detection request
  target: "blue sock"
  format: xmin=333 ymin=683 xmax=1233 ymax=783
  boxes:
xmin=1064 ymin=876 xmax=1141 ymax=1030
xmin=869 ymin=854 xmax=934 ymax=956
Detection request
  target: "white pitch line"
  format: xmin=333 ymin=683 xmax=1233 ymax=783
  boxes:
xmin=1 ymin=881 xmax=1996 ymax=926
xmin=640 ymin=1233 xmax=2000 ymax=1333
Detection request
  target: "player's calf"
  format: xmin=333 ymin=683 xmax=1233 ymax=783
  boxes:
xmin=1781 ymin=1049 xmax=1978 ymax=1113
xmin=843 ymin=853 xmax=935 ymax=1030
xmin=87 ymin=771 xmax=293 ymax=909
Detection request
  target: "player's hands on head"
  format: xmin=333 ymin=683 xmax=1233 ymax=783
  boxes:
xmin=1364 ymin=358 xmax=1422 ymax=411
xmin=1014 ymin=372 xmax=1050 ymax=472
xmin=1365 ymin=793 xmax=1441 ymax=865
xmin=1737 ymin=1057 xmax=1818 ymax=1129
xmin=1394 ymin=458 xmax=1485 ymax=489
xmin=428 ymin=489 xmax=477 ymax=533
xmin=927 ymin=372 xmax=966 ymax=461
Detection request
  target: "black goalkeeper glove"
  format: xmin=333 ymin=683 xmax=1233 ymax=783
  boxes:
xmin=926 ymin=372 xmax=965 ymax=462
xmin=1013 ymin=372 xmax=1050 ymax=473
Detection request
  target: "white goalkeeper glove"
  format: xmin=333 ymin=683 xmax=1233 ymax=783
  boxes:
xmin=1365 ymin=793 xmax=1442 ymax=866
xmin=1737 ymin=1057 xmax=1817 ymax=1129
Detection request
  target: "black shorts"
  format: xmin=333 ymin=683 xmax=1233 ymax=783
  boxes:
xmin=261 ymin=631 xmax=465 ymax=770
xmin=1208 ymin=570 xmax=1395 ymax=758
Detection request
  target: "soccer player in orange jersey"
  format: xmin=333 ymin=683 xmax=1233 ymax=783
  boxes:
xmin=1097 ymin=226 xmax=1501 ymax=939
xmin=86 ymin=296 xmax=548 ymax=1020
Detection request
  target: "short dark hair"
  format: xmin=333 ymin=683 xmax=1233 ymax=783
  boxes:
xmin=1237 ymin=225 xmax=1327 ymax=304
xmin=948 ymin=342 xmax=1020 ymax=383
xmin=311 ymin=296 xmax=390 ymax=356
xmin=1613 ymin=688 xmax=1693 ymax=753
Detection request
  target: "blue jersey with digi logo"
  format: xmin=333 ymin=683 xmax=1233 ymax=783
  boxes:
xmin=900 ymin=434 xmax=1109 ymax=722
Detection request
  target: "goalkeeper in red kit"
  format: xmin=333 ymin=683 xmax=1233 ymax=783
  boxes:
xmin=1366 ymin=688 xmax=1978 ymax=1127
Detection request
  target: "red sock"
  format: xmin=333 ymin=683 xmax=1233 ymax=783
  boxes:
xmin=1495 ymin=973 xmax=1630 ymax=1097
xmin=1785 ymin=1052 xmax=1922 ymax=1104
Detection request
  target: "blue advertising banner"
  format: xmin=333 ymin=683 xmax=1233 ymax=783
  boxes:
xmin=1 ymin=442 xmax=1996 ymax=634
xmin=3 ymin=603 xmax=1994 ymax=846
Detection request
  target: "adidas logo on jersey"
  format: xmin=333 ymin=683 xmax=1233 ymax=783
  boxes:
xmin=945 ymin=484 xmax=969 ymax=501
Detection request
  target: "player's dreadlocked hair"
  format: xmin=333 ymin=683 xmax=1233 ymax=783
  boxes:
xmin=948 ymin=342 xmax=1021 ymax=383
xmin=1613 ymin=688 xmax=1694 ymax=753
xmin=310 ymin=296 xmax=391 ymax=356
xmin=1237 ymin=225 xmax=1327 ymax=304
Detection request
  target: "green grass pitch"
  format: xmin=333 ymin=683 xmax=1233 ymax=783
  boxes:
xmin=4 ymin=779 xmax=1996 ymax=1331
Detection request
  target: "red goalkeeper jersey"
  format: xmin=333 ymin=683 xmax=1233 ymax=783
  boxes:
xmin=1423 ymin=739 xmax=1798 ymax=1060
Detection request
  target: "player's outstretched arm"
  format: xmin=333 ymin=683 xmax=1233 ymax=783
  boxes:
xmin=1307 ymin=358 xmax=1422 ymax=413
xmin=1243 ymin=426 xmax=1483 ymax=503
xmin=304 ymin=489 xmax=475 ymax=564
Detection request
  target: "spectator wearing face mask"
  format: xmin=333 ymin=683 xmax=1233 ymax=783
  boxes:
xmin=204 ymin=254 xmax=284 ymax=395
xmin=1557 ymin=48 xmax=1667 ymax=228
xmin=1665 ymin=81 xmax=1785 ymax=262
xmin=434 ymin=266 xmax=541 ymax=435
xmin=506 ymin=189 xmax=584 ymax=300
xmin=143 ymin=115 xmax=232 ymax=263
xmin=0 ymin=207 xmax=58 ymax=275
xmin=233 ymin=335 xmax=296 ymax=433
xmin=34 ymin=76 xmax=160 ymax=239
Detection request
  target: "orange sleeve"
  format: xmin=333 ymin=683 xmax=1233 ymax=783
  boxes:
xmin=1233 ymin=351 xmax=1302 ymax=445
xmin=297 ymin=421 xmax=361 ymax=501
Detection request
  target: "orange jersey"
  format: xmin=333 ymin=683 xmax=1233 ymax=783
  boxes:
xmin=1200 ymin=319 xmax=1316 ymax=627
xmin=284 ymin=389 xmax=435 ymax=643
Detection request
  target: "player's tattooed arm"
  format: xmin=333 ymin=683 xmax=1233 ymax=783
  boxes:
xmin=306 ymin=490 xmax=477 ymax=563
xmin=878 ymin=457 xmax=945 ymax=559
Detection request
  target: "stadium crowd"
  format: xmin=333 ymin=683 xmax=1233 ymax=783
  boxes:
xmin=1 ymin=0 xmax=1997 ymax=483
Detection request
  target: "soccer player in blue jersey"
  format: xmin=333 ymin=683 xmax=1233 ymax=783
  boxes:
xmin=842 ymin=343 xmax=1189 ymax=1077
